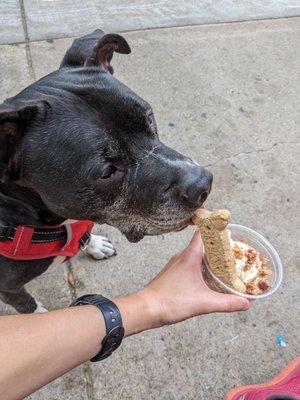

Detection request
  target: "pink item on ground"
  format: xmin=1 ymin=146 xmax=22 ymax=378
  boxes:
xmin=225 ymin=356 xmax=300 ymax=400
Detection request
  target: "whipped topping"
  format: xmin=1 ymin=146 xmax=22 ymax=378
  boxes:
xmin=231 ymin=240 xmax=261 ymax=283
xmin=228 ymin=231 xmax=261 ymax=283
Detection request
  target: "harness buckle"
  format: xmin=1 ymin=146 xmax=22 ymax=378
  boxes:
xmin=80 ymin=232 xmax=91 ymax=251
xmin=0 ymin=224 xmax=15 ymax=241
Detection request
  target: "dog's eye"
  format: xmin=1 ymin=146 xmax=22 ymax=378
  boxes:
xmin=148 ymin=113 xmax=154 ymax=125
xmin=101 ymin=164 xmax=117 ymax=179
xmin=147 ymin=112 xmax=156 ymax=133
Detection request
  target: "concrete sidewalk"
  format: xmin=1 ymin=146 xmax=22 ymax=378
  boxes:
xmin=1 ymin=0 xmax=300 ymax=44
xmin=0 ymin=6 xmax=299 ymax=400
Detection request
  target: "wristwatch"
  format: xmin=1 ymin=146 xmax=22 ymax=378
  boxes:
xmin=70 ymin=294 xmax=124 ymax=362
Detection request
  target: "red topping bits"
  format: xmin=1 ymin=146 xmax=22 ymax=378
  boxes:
xmin=247 ymin=249 xmax=257 ymax=263
xmin=233 ymin=239 xmax=272 ymax=295
xmin=257 ymin=279 xmax=270 ymax=292
xmin=243 ymin=262 xmax=251 ymax=271
xmin=259 ymin=266 xmax=272 ymax=278
xmin=245 ymin=282 xmax=259 ymax=295
xmin=233 ymin=245 xmax=244 ymax=259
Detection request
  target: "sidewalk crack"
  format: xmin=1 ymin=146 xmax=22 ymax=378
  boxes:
xmin=204 ymin=141 xmax=299 ymax=168
xmin=19 ymin=0 xmax=36 ymax=81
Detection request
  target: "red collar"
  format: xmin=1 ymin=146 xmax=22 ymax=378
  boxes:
xmin=0 ymin=220 xmax=94 ymax=261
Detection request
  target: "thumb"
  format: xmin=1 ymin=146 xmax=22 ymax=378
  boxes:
xmin=206 ymin=291 xmax=251 ymax=313
xmin=187 ymin=230 xmax=203 ymax=255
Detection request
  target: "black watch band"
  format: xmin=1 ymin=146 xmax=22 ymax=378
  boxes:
xmin=70 ymin=294 xmax=124 ymax=362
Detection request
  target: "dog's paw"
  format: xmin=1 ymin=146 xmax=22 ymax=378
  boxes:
xmin=34 ymin=300 xmax=48 ymax=313
xmin=85 ymin=234 xmax=116 ymax=260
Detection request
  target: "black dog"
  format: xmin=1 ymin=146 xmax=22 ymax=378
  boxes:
xmin=0 ymin=29 xmax=212 ymax=313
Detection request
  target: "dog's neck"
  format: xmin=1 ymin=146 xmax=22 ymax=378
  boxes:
xmin=0 ymin=182 xmax=64 ymax=226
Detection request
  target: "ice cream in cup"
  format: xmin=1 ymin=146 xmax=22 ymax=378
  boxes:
xmin=193 ymin=209 xmax=283 ymax=300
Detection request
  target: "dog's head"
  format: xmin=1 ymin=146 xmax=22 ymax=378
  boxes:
xmin=0 ymin=30 xmax=212 ymax=242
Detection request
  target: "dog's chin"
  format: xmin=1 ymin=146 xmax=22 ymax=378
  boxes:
xmin=123 ymin=230 xmax=145 ymax=243
xmin=122 ymin=220 xmax=191 ymax=243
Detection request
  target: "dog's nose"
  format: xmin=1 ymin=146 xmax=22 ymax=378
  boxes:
xmin=180 ymin=166 xmax=213 ymax=207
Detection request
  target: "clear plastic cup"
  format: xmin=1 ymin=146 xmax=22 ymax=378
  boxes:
xmin=202 ymin=223 xmax=283 ymax=300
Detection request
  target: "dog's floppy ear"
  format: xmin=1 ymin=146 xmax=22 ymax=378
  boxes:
xmin=0 ymin=101 xmax=45 ymax=181
xmin=60 ymin=29 xmax=131 ymax=74
xmin=84 ymin=33 xmax=131 ymax=73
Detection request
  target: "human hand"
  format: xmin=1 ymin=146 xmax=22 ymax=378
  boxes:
xmin=140 ymin=231 xmax=250 ymax=329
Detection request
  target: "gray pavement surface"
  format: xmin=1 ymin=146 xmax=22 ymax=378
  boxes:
xmin=0 ymin=0 xmax=24 ymax=44
xmin=0 ymin=8 xmax=300 ymax=400
xmin=1 ymin=0 xmax=300 ymax=44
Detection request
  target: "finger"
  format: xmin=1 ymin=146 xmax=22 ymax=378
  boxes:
xmin=205 ymin=291 xmax=250 ymax=313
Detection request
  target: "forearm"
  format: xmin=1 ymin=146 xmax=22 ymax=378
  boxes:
xmin=0 ymin=232 xmax=249 ymax=400
xmin=0 ymin=292 xmax=157 ymax=400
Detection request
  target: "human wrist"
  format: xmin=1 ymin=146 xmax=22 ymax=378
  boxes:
xmin=113 ymin=289 xmax=163 ymax=337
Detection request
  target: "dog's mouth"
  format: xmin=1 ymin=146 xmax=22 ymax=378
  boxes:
xmin=123 ymin=218 xmax=192 ymax=243
xmin=120 ymin=202 xmax=207 ymax=243
xmin=122 ymin=203 xmax=205 ymax=242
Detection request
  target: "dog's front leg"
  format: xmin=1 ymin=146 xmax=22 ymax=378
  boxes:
xmin=0 ymin=287 xmax=47 ymax=314
xmin=84 ymin=233 xmax=116 ymax=260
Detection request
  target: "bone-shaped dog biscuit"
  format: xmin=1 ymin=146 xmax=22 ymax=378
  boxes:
xmin=193 ymin=209 xmax=246 ymax=293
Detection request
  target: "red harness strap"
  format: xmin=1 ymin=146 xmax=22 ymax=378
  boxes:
xmin=0 ymin=220 xmax=94 ymax=261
